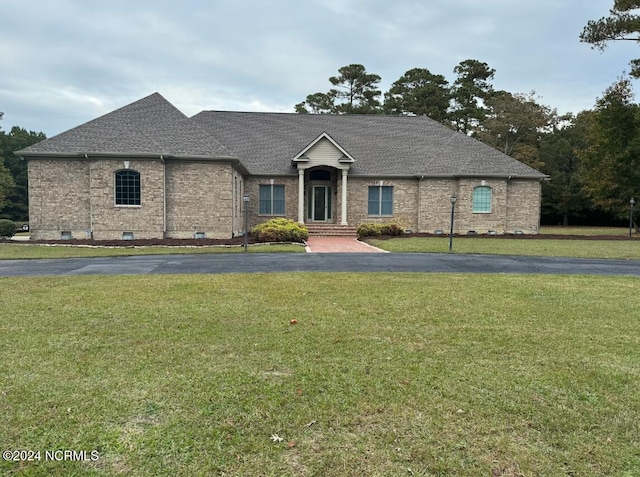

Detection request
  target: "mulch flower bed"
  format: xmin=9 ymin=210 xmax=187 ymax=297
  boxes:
xmin=370 ymin=233 xmax=639 ymax=241
xmin=2 ymin=233 xmax=638 ymax=247
xmin=1 ymin=237 xmax=261 ymax=247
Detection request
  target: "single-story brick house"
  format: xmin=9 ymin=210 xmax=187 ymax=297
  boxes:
xmin=17 ymin=93 xmax=547 ymax=240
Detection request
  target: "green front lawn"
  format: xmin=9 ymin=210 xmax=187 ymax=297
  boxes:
xmin=540 ymin=226 xmax=633 ymax=236
xmin=2 ymin=274 xmax=639 ymax=476
xmin=366 ymin=236 xmax=640 ymax=259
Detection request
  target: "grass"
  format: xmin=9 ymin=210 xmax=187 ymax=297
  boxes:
xmin=0 ymin=243 xmax=305 ymax=259
xmin=366 ymin=236 xmax=640 ymax=259
xmin=1 ymin=273 xmax=639 ymax=476
xmin=540 ymin=226 xmax=632 ymax=236
xmin=5 ymin=226 xmax=637 ymax=261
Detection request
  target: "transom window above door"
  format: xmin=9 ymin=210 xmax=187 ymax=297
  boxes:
xmin=309 ymin=169 xmax=331 ymax=181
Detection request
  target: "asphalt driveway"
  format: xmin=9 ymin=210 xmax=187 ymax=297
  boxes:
xmin=1 ymin=252 xmax=639 ymax=277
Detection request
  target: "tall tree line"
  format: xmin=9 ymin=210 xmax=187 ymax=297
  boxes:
xmin=0 ymin=114 xmax=45 ymax=221
xmin=295 ymin=60 xmax=498 ymax=134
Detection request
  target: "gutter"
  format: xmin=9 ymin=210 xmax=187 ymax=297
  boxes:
xmin=16 ymin=151 xmax=248 ymax=172
xmin=407 ymin=173 xmax=549 ymax=180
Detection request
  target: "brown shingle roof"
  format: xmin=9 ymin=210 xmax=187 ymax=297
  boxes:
xmin=17 ymin=93 xmax=233 ymax=159
xmin=191 ymin=110 xmax=547 ymax=179
xmin=18 ymin=94 xmax=546 ymax=180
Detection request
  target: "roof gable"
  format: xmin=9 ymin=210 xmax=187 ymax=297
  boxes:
xmin=17 ymin=93 xmax=234 ymax=159
xmin=292 ymin=132 xmax=355 ymax=165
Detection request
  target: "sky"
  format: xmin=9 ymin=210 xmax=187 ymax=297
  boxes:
xmin=1 ymin=0 xmax=638 ymax=138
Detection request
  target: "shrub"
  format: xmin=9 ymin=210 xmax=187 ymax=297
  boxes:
xmin=357 ymin=223 xmax=383 ymax=238
xmin=0 ymin=219 xmax=16 ymax=238
xmin=382 ymin=223 xmax=404 ymax=236
xmin=252 ymin=218 xmax=309 ymax=243
xmin=357 ymin=222 xmax=405 ymax=238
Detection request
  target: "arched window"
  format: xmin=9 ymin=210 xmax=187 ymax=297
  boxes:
xmin=472 ymin=186 xmax=492 ymax=213
xmin=115 ymin=170 xmax=141 ymax=206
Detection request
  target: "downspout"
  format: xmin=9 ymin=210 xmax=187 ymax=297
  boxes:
xmin=505 ymin=175 xmax=512 ymax=233
xmin=231 ymin=168 xmax=236 ymax=237
xmin=86 ymin=154 xmax=93 ymax=240
xmin=161 ymin=155 xmax=167 ymax=239
xmin=417 ymin=176 xmax=424 ymax=233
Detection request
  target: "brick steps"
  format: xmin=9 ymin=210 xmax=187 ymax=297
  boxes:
xmin=305 ymin=224 xmax=358 ymax=236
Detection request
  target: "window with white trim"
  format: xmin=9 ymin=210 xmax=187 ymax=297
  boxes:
xmin=259 ymin=184 xmax=285 ymax=215
xmin=115 ymin=170 xmax=141 ymax=206
xmin=368 ymin=185 xmax=393 ymax=216
xmin=472 ymin=186 xmax=492 ymax=213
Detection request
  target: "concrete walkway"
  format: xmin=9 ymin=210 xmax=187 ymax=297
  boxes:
xmin=305 ymin=236 xmax=387 ymax=253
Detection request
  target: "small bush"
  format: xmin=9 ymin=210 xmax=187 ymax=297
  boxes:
xmin=357 ymin=222 xmax=405 ymax=238
xmin=357 ymin=223 xmax=382 ymax=238
xmin=253 ymin=218 xmax=309 ymax=243
xmin=0 ymin=219 xmax=16 ymax=238
xmin=382 ymin=223 xmax=404 ymax=236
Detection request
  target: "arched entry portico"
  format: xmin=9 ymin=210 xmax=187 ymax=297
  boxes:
xmin=292 ymin=132 xmax=354 ymax=225
xmin=296 ymin=165 xmax=350 ymax=225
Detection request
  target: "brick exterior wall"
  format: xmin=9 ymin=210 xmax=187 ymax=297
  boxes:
xmin=28 ymin=159 xmax=542 ymax=240
xmin=453 ymin=179 xmax=509 ymax=234
xmin=237 ymin=173 xmax=542 ymax=235
xmin=505 ymin=180 xmax=542 ymax=234
xmin=28 ymin=158 xmax=91 ymax=240
xmin=165 ymin=161 xmax=235 ymax=239
xmin=244 ymin=176 xmax=299 ymax=230
xmin=89 ymin=159 xmax=165 ymax=240
xmin=417 ymin=178 xmax=457 ymax=233
xmin=347 ymin=178 xmax=418 ymax=231
xmin=344 ymin=176 xmax=541 ymax=234
xmin=28 ymin=157 xmax=245 ymax=240
xmin=417 ymin=178 xmax=541 ymax=234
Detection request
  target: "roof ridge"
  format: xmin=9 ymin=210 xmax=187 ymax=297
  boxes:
xmin=17 ymin=92 xmax=235 ymax=159
xmin=196 ymin=110 xmax=439 ymax=119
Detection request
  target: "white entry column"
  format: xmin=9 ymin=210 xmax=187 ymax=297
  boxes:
xmin=298 ymin=169 xmax=305 ymax=224
xmin=341 ymin=169 xmax=348 ymax=225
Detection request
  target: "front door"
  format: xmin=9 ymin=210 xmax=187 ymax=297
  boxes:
xmin=312 ymin=186 xmax=330 ymax=221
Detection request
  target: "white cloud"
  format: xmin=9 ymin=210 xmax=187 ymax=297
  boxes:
xmin=0 ymin=0 xmax=635 ymax=136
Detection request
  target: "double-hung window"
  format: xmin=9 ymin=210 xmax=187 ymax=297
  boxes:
xmin=115 ymin=170 xmax=141 ymax=206
xmin=259 ymin=184 xmax=285 ymax=215
xmin=368 ymin=185 xmax=393 ymax=216
xmin=472 ymin=186 xmax=492 ymax=213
